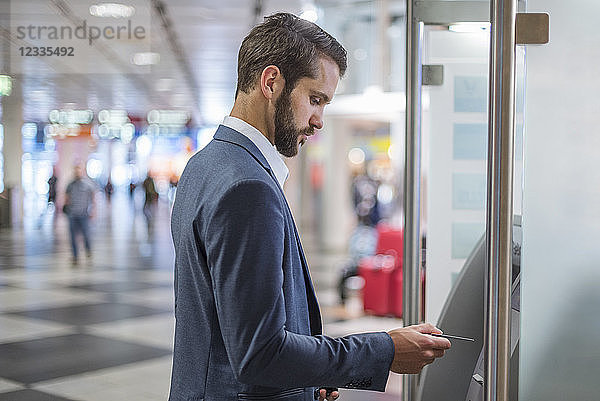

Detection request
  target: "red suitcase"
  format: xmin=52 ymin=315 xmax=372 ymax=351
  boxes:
xmin=375 ymin=224 xmax=404 ymax=259
xmin=388 ymin=262 xmax=426 ymax=319
xmin=374 ymin=224 xmax=404 ymax=317
xmin=358 ymin=254 xmax=395 ymax=316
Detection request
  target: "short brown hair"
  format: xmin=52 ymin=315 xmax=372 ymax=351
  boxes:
xmin=235 ymin=13 xmax=347 ymax=97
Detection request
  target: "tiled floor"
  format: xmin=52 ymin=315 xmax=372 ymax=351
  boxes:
xmin=0 ymin=192 xmax=403 ymax=400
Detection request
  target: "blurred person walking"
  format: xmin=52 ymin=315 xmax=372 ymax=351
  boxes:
xmin=168 ymin=173 xmax=178 ymax=203
xmin=64 ymin=165 xmax=96 ymax=265
xmin=169 ymin=13 xmax=450 ymax=401
xmin=104 ymin=177 xmax=114 ymax=203
xmin=169 ymin=174 xmax=178 ymax=189
xmin=142 ymin=173 xmax=158 ymax=234
xmin=129 ymin=181 xmax=136 ymax=199
xmin=47 ymin=168 xmax=58 ymax=205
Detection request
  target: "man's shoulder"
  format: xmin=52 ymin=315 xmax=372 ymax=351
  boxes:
xmin=188 ymin=138 xmax=269 ymax=180
xmin=195 ymin=134 xmax=253 ymax=159
xmin=179 ymin=144 xmax=279 ymax=212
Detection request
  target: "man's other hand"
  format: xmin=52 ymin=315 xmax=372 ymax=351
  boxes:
xmin=387 ymin=323 xmax=451 ymax=374
xmin=317 ymin=387 xmax=339 ymax=401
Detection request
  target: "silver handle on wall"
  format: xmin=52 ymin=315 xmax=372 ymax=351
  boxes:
xmin=485 ymin=0 xmax=516 ymax=400
xmin=403 ymin=0 xmax=424 ymax=399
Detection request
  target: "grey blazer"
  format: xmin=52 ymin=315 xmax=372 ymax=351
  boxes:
xmin=169 ymin=125 xmax=394 ymax=401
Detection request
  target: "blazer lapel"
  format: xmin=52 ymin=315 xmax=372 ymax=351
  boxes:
xmin=290 ymin=220 xmax=323 ymax=335
xmin=268 ymin=170 xmax=323 ymax=336
xmin=273 ymin=191 xmax=323 ymax=336
xmin=268 ymin=178 xmax=323 ymax=336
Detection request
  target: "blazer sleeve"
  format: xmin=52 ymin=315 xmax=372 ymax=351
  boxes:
xmin=204 ymin=179 xmax=395 ymax=391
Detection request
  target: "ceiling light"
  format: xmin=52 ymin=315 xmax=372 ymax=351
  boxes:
xmin=449 ymin=22 xmax=490 ymax=33
xmin=21 ymin=123 xmax=37 ymax=139
xmin=90 ymin=3 xmax=135 ymax=18
xmin=147 ymin=110 xmax=190 ymax=126
xmin=387 ymin=144 xmax=396 ymax=160
xmin=98 ymin=109 xmax=129 ymax=125
xmin=120 ymin=123 xmax=135 ymax=144
xmin=48 ymin=109 xmax=94 ymax=125
xmin=348 ymin=148 xmax=366 ymax=165
xmin=136 ymin=135 xmax=153 ymax=156
xmin=86 ymin=159 xmax=104 ymax=180
xmin=131 ymin=52 xmax=160 ymax=66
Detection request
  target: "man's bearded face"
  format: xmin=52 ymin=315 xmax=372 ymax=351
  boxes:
xmin=274 ymin=87 xmax=314 ymax=157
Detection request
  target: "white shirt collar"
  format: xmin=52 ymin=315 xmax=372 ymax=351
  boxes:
xmin=221 ymin=116 xmax=289 ymax=189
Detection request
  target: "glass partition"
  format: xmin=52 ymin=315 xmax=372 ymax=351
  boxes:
xmin=520 ymin=1 xmax=600 ymax=399
xmin=422 ymin=24 xmax=490 ymax=322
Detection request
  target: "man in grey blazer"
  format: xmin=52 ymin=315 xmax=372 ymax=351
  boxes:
xmin=169 ymin=13 xmax=450 ymax=401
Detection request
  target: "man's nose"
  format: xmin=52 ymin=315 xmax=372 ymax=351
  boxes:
xmin=310 ymin=112 xmax=323 ymax=130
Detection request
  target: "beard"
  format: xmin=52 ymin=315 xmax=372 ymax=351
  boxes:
xmin=274 ymin=88 xmax=314 ymax=157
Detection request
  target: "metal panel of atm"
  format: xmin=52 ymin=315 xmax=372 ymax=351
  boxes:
xmin=417 ymin=216 xmax=522 ymax=401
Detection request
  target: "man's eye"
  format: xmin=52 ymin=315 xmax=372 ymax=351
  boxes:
xmin=310 ymin=97 xmax=321 ymax=105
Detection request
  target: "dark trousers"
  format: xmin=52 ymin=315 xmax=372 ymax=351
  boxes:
xmin=69 ymin=215 xmax=91 ymax=258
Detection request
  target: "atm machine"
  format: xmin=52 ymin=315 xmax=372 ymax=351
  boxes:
xmin=417 ymin=216 xmax=522 ymax=401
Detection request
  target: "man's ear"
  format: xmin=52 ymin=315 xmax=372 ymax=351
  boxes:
xmin=260 ymin=65 xmax=284 ymax=100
